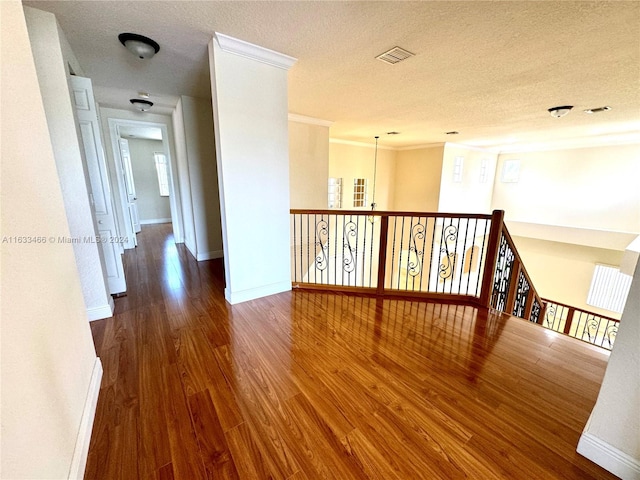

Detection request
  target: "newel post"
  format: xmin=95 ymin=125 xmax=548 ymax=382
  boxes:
xmin=376 ymin=215 xmax=389 ymax=295
xmin=479 ymin=210 xmax=505 ymax=309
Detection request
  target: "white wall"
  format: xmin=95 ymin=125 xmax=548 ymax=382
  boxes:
xmin=209 ymin=34 xmax=293 ymax=304
xmin=438 ymin=143 xmax=498 ymax=214
xmin=99 ymin=108 xmax=183 ymax=244
xmin=1 ymin=3 xmax=101 ymax=477
xmin=393 ymin=146 xmax=444 ymax=212
xmin=24 ymin=6 xmax=112 ymax=320
xmin=174 ymin=95 xmax=223 ymax=261
xmin=492 ymin=144 xmax=640 ymax=232
xmin=171 ymin=98 xmax=197 ymax=255
xmin=577 ymin=260 xmax=640 ymax=479
xmin=289 ymin=120 xmax=330 ymax=209
xmin=329 ymin=140 xmax=396 ymax=210
xmin=127 ymin=138 xmax=172 ymax=223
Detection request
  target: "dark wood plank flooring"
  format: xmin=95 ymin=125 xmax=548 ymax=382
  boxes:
xmin=85 ymin=224 xmax=616 ymax=479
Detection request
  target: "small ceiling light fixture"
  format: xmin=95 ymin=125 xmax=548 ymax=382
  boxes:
xmin=548 ymin=105 xmax=573 ymax=118
xmin=118 ymin=33 xmax=160 ymax=59
xmin=138 ymin=91 xmax=151 ymax=99
xmin=584 ymin=106 xmax=612 ymax=114
xmin=130 ymin=98 xmax=154 ymax=112
xmin=446 ymin=131 xmax=460 ymax=135
xmin=386 ymin=131 xmax=400 ymax=135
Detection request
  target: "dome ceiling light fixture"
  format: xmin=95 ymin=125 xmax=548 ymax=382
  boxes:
xmin=548 ymin=105 xmax=573 ymax=118
xmin=130 ymin=98 xmax=154 ymax=112
xmin=118 ymin=33 xmax=160 ymax=59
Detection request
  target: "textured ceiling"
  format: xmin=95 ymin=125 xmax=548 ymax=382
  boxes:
xmin=25 ymin=1 xmax=640 ymax=149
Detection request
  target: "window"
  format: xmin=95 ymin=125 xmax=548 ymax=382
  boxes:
xmin=453 ymin=156 xmax=464 ymax=183
xmin=328 ymin=177 xmax=342 ymax=208
xmin=353 ymin=178 xmax=367 ymax=207
xmin=586 ymin=264 xmax=632 ymax=313
xmin=154 ymin=153 xmax=170 ymax=196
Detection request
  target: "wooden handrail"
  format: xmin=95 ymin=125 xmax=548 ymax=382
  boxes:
xmin=541 ymin=298 xmax=621 ymax=323
xmin=290 ymin=209 xmax=492 ymax=219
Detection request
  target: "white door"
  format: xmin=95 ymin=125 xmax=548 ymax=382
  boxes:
xmin=70 ymin=75 xmax=127 ymax=294
xmin=118 ymin=138 xmax=141 ymax=234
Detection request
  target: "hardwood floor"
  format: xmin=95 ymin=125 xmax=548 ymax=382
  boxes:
xmin=86 ymin=224 xmax=617 ymax=479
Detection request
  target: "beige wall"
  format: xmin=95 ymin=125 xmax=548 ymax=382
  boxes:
xmin=1 ymin=2 xmax=99 ymax=477
xmin=289 ymin=121 xmax=329 ymax=209
xmin=176 ymin=95 xmax=223 ymax=260
xmin=393 ymin=146 xmax=444 ymax=212
xmin=439 ymin=143 xmax=498 ymax=214
xmin=24 ymin=6 xmax=112 ymax=319
xmin=127 ymin=138 xmax=172 ymax=222
xmin=512 ymin=236 xmax=624 ymax=318
xmin=329 ymin=141 xmax=396 ymax=210
xmin=492 ymin=144 xmax=640 ymax=232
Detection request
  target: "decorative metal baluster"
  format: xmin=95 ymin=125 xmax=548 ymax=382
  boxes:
xmin=449 ymin=217 xmax=461 ymax=295
xmin=475 ymin=220 xmax=489 ymax=297
xmin=513 ymin=271 xmax=530 ymax=318
xmin=314 ymin=215 xmax=329 ymax=284
xmin=343 ymin=216 xmax=358 ymax=286
xmin=362 ymin=213 xmax=368 ymax=287
xmin=407 ymin=218 xmax=425 ymax=292
xmin=467 ymin=218 xmax=478 ymax=295
xmin=398 ymin=216 xmax=406 ymax=290
xmin=491 ymin=234 xmax=515 ymax=311
xmin=428 ymin=216 xmax=437 ymax=292
xmin=530 ymin=298 xmax=541 ymax=324
xmin=334 ymin=215 xmax=338 ymax=285
xmin=390 ymin=216 xmax=398 ymax=289
xmin=293 ymin=214 xmax=297 ymax=282
xmin=418 ymin=216 xmax=429 ymax=293
xmin=440 ymin=220 xmax=458 ymax=293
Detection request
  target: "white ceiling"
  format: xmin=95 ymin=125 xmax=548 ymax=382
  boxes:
xmin=118 ymin=125 xmax=163 ymax=141
xmin=25 ymin=1 xmax=640 ymax=149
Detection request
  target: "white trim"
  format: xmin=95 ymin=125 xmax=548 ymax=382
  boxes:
xmin=288 ymin=113 xmax=333 ymax=127
xmin=68 ymin=359 xmax=103 ymax=480
xmin=577 ymin=431 xmax=640 ymax=479
xmin=87 ymin=299 xmax=114 ymax=321
xmin=196 ymin=249 xmax=224 ymax=261
xmin=225 ymin=280 xmax=292 ymax=305
xmin=329 ymin=138 xmax=397 ymax=151
xmin=495 ymin=133 xmax=640 ymax=154
xmin=215 ymin=33 xmax=297 ymax=70
xmin=140 ymin=218 xmax=172 ymax=225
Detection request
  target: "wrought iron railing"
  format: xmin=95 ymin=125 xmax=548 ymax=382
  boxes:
xmin=290 ymin=208 xmax=619 ymax=350
xmin=290 ymin=210 xmax=493 ymax=303
xmin=483 ymin=214 xmax=545 ymax=324
xmin=541 ymin=299 xmax=620 ymax=350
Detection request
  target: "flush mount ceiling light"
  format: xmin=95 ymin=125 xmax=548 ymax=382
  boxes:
xmin=130 ymin=98 xmax=153 ymax=112
xmin=446 ymin=131 xmax=460 ymax=135
xmin=386 ymin=131 xmax=400 ymax=135
xmin=118 ymin=33 xmax=160 ymax=59
xmin=548 ymin=105 xmax=573 ymax=118
xmin=584 ymin=106 xmax=612 ymax=114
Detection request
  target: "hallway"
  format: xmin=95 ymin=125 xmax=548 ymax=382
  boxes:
xmin=86 ymin=224 xmax=615 ymax=479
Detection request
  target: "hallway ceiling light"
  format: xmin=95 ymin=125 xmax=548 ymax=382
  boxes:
xmin=138 ymin=92 xmax=151 ymax=99
xmin=548 ymin=105 xmax=573 ymax=118
xmin=118 ymin=33 xmax=160 ymax=59
xmin=130 ymin=98 xmax=154 ymax=112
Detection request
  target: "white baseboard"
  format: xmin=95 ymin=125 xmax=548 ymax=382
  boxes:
xmin=68 ymin=358 xmax=103 ymax=480
xmin=225 ymin=280 xmax=291 ymax=304
xmin=87 ymin=298 xmax=114 ymax=321
xmin=140 ymin=218 xmax=172 ymax=225
xmin=578 ymin=431 xmax=640 ymax=479
xmin=196 ymin=249 xmax=224 ymax=261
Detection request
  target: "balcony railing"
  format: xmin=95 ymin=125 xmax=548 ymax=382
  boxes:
xmin=541 ymin=299 xmax=620 ymax=349
xmin=290 ymin=209 xmax=618 ymax=350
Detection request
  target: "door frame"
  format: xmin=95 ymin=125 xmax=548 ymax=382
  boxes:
xmin=107 ymin=118 xmax=183 ymax=248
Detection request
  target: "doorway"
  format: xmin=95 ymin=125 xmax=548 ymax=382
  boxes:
xmin=107 ymin=119 xmax=183 ymax=249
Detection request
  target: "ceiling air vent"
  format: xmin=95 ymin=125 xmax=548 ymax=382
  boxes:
xmin=375 ymin=46 xmax=415 ymax=65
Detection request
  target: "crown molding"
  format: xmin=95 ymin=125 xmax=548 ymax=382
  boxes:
xmin=329 ymin=138 xmax=397 ymax=151
xmin=288 ymin=113 xmax=333 ymax=127
xmin=397 ymin=142 xmax=446 ymax=151
xmin=214 ymin=33 xmax=297 ymax=70
xmin=494 ymin=132 xmax=640 ymax=155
